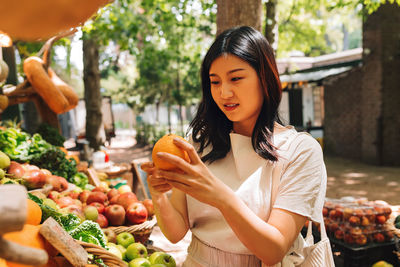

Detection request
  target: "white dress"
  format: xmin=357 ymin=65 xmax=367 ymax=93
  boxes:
xmin=183 ymin=126 xmax=327 ymax=267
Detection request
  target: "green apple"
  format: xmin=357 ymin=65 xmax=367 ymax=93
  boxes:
xmin=125 ymin=242 xmax=148 ymax=261
xmin=151 ymin=264 xmax=167 ymax=267
xmin=116 ymin=232 xmax=135 ymax=248
xmin=84 ymin=205 xmax=99 ymax=221
xmin=129 ymin=257 xmax=151 ymax=267
xmin=149 ymin=252 xmax=176 ymax=267
xmin=107 ymin=244 xmax=123 ymax=259
xmin=0 ymin=151 xmax=10 ymax=169
xmin=43 ymin=198 xmax=58 ymax=210
xmin=117 ymin=244 xmax=127 ymax=260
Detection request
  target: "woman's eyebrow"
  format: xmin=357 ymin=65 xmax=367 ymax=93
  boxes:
xmin=209 ymin=68 xmax=245 ymax=77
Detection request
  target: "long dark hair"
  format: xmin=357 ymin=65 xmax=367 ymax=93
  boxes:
xmin=188 ymin=26 xmax=282 ymax=163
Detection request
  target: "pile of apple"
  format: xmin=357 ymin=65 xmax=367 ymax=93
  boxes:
xmin=105 ymin=231 xmax=176 ymax=267
xmin=48 ymin=184 xmax=154 ymax=228
xmin=0 ymin=151 xmax=69 ymax=192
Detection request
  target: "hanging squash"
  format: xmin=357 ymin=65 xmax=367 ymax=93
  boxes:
xmin=0 ymin=0 xmax=110 ymax=41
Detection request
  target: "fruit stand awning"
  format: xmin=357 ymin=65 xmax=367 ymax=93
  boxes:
xmin=279 ymin=66 xmax=353 ymax=83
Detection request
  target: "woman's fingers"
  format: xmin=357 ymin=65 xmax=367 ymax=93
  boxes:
xmin=173 ymin=137 xmax=201 ymax=165
xmin=153 ymin=184 xmax=172 ymax=193
xmin=156 ymin=152 xmax=194 ymax=174
xmin=140 ymin=162 xmax=155 ymax=173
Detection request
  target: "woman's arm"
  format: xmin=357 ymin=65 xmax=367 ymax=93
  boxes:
xmin=156 ymin=138 xmax=307 ymax=265
xmin=141 ymin=163 xmax=189 ymax=243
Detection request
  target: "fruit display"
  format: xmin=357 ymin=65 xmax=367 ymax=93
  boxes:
xmin=323 ymin=197 xmax=395 ymax=246
xmin=105 ymin=231 xmax=177 ymax=267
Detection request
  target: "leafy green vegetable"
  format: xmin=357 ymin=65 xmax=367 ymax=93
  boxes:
xmin=36 ymin=123 xmax=66 ymax=147
xmin=68 ymin=220 xmax=108 ymax=249
xmin=30 ymin=147 xmax=77 ymax=181
xmin=0 ymin=128 xmax=51 ymax=162
xmin=28 ymin=193 xmax=81 ymax=229
xmin=72 ymin=172 xmax=89 ymax=189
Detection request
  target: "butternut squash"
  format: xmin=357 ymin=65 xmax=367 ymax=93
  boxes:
xmin=23 ymin=57 xmax=69 ymax=114
xmin=48 ymin=67 xmax=79 ymax=111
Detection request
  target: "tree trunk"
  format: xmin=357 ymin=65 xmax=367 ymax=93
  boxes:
xmin=265 ymin=0 xmax=278 ymax=50
xmin=83 ymin=36 xmax=103 ymax=150
xmin=216 ymin=0 xmax=262 ymax=35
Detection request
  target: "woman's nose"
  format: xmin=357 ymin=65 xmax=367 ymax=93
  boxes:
xmin=220 ymin=83 xmax=233 ymax=98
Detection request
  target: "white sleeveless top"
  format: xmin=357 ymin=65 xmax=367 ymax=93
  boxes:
xmin=187 ymin=126 xmax=327 ymax=256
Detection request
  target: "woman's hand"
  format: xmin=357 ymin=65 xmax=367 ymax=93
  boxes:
xmin=154 ymin=137 xmax=233 ymax=208
xmin=140 ymin=162 xmax=172 ymax=197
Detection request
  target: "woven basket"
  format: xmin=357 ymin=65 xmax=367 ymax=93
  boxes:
xmin=105 ymin=216 xmax=157 ymax=244
xmin=76 ymin=240 xmax=128 ymax=267
xmin=386 ymin=215 xmax=400 ymax=238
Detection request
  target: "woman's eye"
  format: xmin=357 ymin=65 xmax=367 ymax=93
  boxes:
xmin=231 ymin=77 xmax=243 ymax=81
xmin=210 ymin=81 xmax=219 ymax=85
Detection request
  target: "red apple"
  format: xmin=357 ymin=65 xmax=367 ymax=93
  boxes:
xmin=96 ymin=213 xmax=108 ymax=228
xmin=56 ymin=196 xmax=75 ymax=208
xmin=79 ymin=190 xmax=91 ymax=203
xmin=89 ymin=202 xmax=105 ymax=214
xmin=62 ymin=205 xmax=85 ymax=221
xmin=107 ymin=188 xmax=119 ymax=200
xmin=92 ymin=186 xmax=108 ymax=194
xmin=21 ymin=169 xmax=47 ymax=189
xmin=47 ymin=175 xmax=69 ymax=192
xmin=126 ymin=202 xmax=148 ymax=225
xmin=142 ymin=199 xmax=154 ymax=217
xmin=117 ymin=192 xmax=138 ymax=210
xmin=68 ymin=191 xmax=79 ymax=199
xmin=105 ymin=204 xmax=126 ymax=226
xmin=7 ymin=161 xmax=25 ymax=178
xmin=86 ymin=191 xmax=108 ymax=205
xmin=109 ymin=194 xmax=120 ymax=205
xmin=48 ymin=191 xmax=61 ymax=201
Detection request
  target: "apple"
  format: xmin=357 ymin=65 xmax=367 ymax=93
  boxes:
xmin=56 ymin=196 xmax=75 ymax=208
xmin=107 ymin=188 xmax=120 ymax=200
xmin=142 ymin=199 xmax=154 ymax=217
xmin=61 ymin=205 xmax=85 ymax=221
xmin=116 ymin=232 xmax=135 ymax=248
xmin=105 ymin=204 xmax=126 ymax=226
xmin=118 ymin=184 xmax=132 ymax=194
xmin=22 ymin=169 xmax=47 ymax=189
xmin=48 ymin=191 xmax=61 ymax=201
xmin=7 ymin=161 xmax=25 ymax=178
xmin=103 ymin=228 xmax=117 ymax=243
xmin=116 ymin=244 xmax=127 ymax=260
xmin=107 ymin=243 xmax=123 ymax=259
xmin=92 ymin=186 xmax=108 ymax=194
xmin=86 ymin=191 xmax=108 ymax=205
xmin=110 ymin=194 xmax=120 ymax=205
xmin=125 ymin=242 xmax=148 ymax=261
xmin=47 ymin=175 xmax=69 ymax=192
xmin=129 ymin=257 xmax=151 ymax=267
xmin=89 ymin=202 xmax=105 ymax=214
xmin=74 ymin=199 xmax=83 ymax=208
xmin=149 ymin=252 xmax=176 ymax=267
xmin=126 ymin=202 xmax=148 ymax=225
xmin=43 ymin=198 xmax=58 ymax=210
xmin=96 ymin=213 xmax=109 ymax=228
xmin=117 ymin=192 xmax=138 ymax=210
xmin=79 ymin=190 xmax=91 ymax=203
xmin=84 ymin=205 xmax=99 ymax=222
xmin=68 ymin=191 xmax=79 ymax=199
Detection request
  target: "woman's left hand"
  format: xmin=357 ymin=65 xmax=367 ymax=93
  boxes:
xmin=155 ymin=137 xmax=232 ymax=208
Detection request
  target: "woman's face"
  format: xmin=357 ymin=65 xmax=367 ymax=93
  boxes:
xmin=209 ymin=54 xmax=264 ymax=136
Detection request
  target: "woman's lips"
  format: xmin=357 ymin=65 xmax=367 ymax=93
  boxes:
xmin=223 ymin=103 xmax=239 ymax=111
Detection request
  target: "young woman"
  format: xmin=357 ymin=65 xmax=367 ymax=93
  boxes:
xmin=141 ymin=26 xmax=327 ymax=267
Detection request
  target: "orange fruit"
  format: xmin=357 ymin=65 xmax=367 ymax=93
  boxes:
xmin=4 ymin=224 xmax=58 ymax=267
xmin=152 ymin=134 xmax=190 ymax=170
xmin=26 ymin=199 xmax=42 ymax=225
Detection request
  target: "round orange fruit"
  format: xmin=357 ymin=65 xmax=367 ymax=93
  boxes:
xmin=26 ymin=199 xmax=42 ymax=225
xmin=152 ymin=134 xmax=190 ymax=170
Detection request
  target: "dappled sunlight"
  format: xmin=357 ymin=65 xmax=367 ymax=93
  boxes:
xmin=342 ymin=172 xmax=367 ymax=178
xmin=387 ymin=181 xmax=399 ymax=187
xmin=344 ymin=179 xmax=361 ymax=185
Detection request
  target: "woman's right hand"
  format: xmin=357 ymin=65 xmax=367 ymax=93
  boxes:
xmin=140 ymin=162 xmax=172 ymax=196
